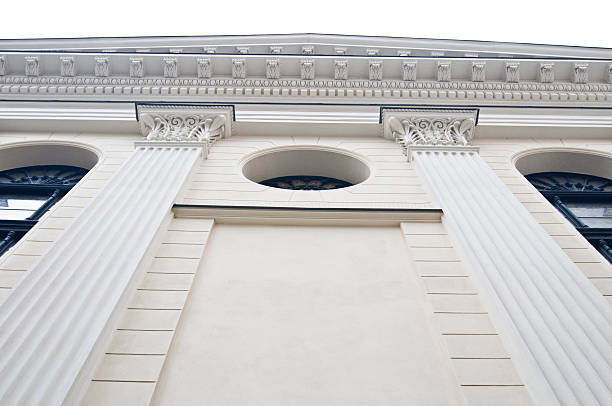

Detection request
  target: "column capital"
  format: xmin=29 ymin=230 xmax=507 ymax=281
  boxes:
xmin=136 ymin=104 xmax=233 ymax=156
xmin=382 ymin=108 xmax=479 ymax=160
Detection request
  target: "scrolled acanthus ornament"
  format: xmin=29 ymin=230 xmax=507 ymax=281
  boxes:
xmin=382 ymin=109 xmax=479 ymax=160
xmin=137 ymin=106 xmax=233 ymax=158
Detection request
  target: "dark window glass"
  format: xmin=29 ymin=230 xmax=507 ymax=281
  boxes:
xmin=260 ymin=175 xmax=353 ymax=190
xmin=526 ymin=172 xmax=612 ymax=263
xmin=0 ymin=165 xmax=88 ymax=257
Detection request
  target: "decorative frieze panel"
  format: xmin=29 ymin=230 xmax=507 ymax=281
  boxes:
xmin=300 ymin=59 xmax=314 ymax=80
xmin=573 ymin=63 xmax=588 ymax=84
xmin=94 ymin=57 xmax=109 ymax=77
xmin=369 ymin=60 xmax=382 ymax=81
xmin=266 ymin=59 xmax=280 ymax=79
xmin=129 ymin=57 xmax=143 ymax=78
xmin=0 ymin=56 xmax=5 ymax=76
xmin=472 ymin=62 xmax=485 ymax=82
xmin=137 ymin=105 xmax=233 ymax=156
xmin=0 ymin=52 xmax=611 ymax=104
xmin=232 ymin=58 xmax=246 ymax=79
xmin=60 ymin=56 xmax=74 ymax=77
xmin=382 ymin=109 xmax=478 ymax=159
xmin=437 ymin=62 xmax=451 ymax=82
xmin=506 ymin=62 xmax=520 ymax=83
xmin=24 ymin=56 xmax=39 ymax=77
xmin=197 ymin=58 xmax=211 ymax=78
xmin=402 ymin=61 xmax=416 ymax=81
xmin=539 ymin=63 xmax=554 ymax=83
xmin=334 ymin=60 xmax=348 ymax=80
xmin=163 ymin=58 xmax=178 ymax=78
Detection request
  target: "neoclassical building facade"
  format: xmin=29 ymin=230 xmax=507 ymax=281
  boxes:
xmin=0 ymin=34 xmax=610 ymax=405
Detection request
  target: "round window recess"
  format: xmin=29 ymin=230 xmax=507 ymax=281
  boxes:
xmin=242 ymin=148 xmax=370 ymax=191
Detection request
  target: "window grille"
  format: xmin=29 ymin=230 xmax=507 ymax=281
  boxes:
xmin=526 ymin=172 xmax=612 ymax=263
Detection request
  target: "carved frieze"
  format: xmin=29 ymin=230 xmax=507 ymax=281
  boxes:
xmin=366 ymin=48 xmax=379 ymax=56
xmin=130 ymin=58 xmax=144 ymax=78
xmin=302 ymin=46 xmax=314 ymax=55
xmin=266 ymin=59 xmax=280 ymax=79
xmin=437 ymin=62 xmax=450 ymax=82
xmin=269 ymin=46 xmax=283 ymax=54
xmin=539 ymin=63 xmax=554 ymax=83
xmin=25 ymin=57 xmax=39 ymax=77
xmin=94 ymin=57 xmax=109 ymax=77
xmin=232 ymin=59 xmax=246 ymax=79
xmin=573 ymin=63 xmax=588 ymax=84
xmin=301 ymin=59 xmax=314 ymax=80
xmin=197 ymin=58 xmax=212 ymax=79
xmin=137 ymin=106 xmax=233 ymax=156
xmin=506 ymin=62 xmax=520 ymax=83
xmin=472 ymin=62 xmax=485 ymax=82
xmin=203 ymin=47 xmax=216 ymax=54
xmin=60 ymin=57 xmax=74 ymax=77
xmin=369 ymin=60 xmax=382 ymax=81
xmin=382 ymin=109 xmax=478 ymax=159
xmin=334 ymin=60 xmax=348 ymax=80
xmin=164 ymin=58 xmax=178 ymax=78
xmin=402 ymin=62 xmax=416 ymax=81
xmin=0 ymin=56 xmax=5 ymax=76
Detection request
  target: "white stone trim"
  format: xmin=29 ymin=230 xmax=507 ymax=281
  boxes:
xmin=0 ymin=145 xmax=201 ymax=405
xmin=412 ymin=149 xmax=612 ymax=405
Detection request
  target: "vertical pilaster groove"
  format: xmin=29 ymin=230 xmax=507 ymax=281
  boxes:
xmin=0 ymin=146 xmax=201 ymax=405
xmin=414 ymin=150 xmax=612 ymax=405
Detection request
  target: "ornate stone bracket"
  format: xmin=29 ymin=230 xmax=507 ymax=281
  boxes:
xmin=382 ymin=108 xmax=479 ymax=160
xmin=137 ymin=105 xmax=233 ymax=157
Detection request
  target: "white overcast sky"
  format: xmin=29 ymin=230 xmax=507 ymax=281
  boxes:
xmin=2 ymin=0 xmax=611 ymax=48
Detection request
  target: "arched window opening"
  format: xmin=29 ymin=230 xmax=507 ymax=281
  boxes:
xmin=0 ymin=165 xmax=88 ymax=256
xmin=526 ymin=172 xmax=612 ymax=263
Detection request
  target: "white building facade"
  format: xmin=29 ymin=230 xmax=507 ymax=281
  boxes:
xmin=0 ymin=34 xmax=610 ymax=405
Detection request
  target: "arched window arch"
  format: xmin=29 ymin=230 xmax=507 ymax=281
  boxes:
xmin=525 ymin=171 xmax=612 ymax=263
xmin=0 ymin=165 xmax=88 ymax=256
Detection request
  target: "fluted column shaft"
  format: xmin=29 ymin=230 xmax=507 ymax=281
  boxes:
xmin=0 ymin=145 xmax=201 ymax=405
xmin=413 ymin=149 xmax=612 ymax=406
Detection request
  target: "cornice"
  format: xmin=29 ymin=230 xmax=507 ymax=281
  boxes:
xmin=0 ymin=53 xmax=611 ymax=106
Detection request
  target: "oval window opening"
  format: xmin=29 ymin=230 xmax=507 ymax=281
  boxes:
xmin=242 ymin=148 xmax=370 ymax=191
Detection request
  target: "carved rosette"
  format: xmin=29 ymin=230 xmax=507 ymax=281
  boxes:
xmin=137 ymin=106 xmax=233 ymax=158
xmin=383 ymin=109 xmax=478 ymax=160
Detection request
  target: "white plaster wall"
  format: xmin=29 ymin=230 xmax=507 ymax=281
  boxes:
xmin=473 ymin=136 xmax=612 ymax=301
xmin=178 ymin=135 xmax=433 ymax=209
xmin=0 ymin=132 xmax=140 ymax=299
xmin=151 ymin=223 xmax=465 ymax=406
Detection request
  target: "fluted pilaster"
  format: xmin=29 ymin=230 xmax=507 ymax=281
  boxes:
xmin=0 ymin=145 xmax=201 ymax=405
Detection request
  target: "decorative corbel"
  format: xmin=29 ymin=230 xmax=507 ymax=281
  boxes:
xmin=382 ymin=108 xmax=479 ymax=161
xmin=136 ymin=105 xmax=233 ymax=158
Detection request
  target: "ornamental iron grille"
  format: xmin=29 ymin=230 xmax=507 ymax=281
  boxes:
xmin=0 ymin=165 xmax=88 ymax=256
xmin=526 ymin=172 xmax=612 ymax=263
xmin=260 ymin=175 xmax=353 ymax=191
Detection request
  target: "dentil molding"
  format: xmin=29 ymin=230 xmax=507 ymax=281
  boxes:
xmin=0 ymin=52 xmax=611 ymax=105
